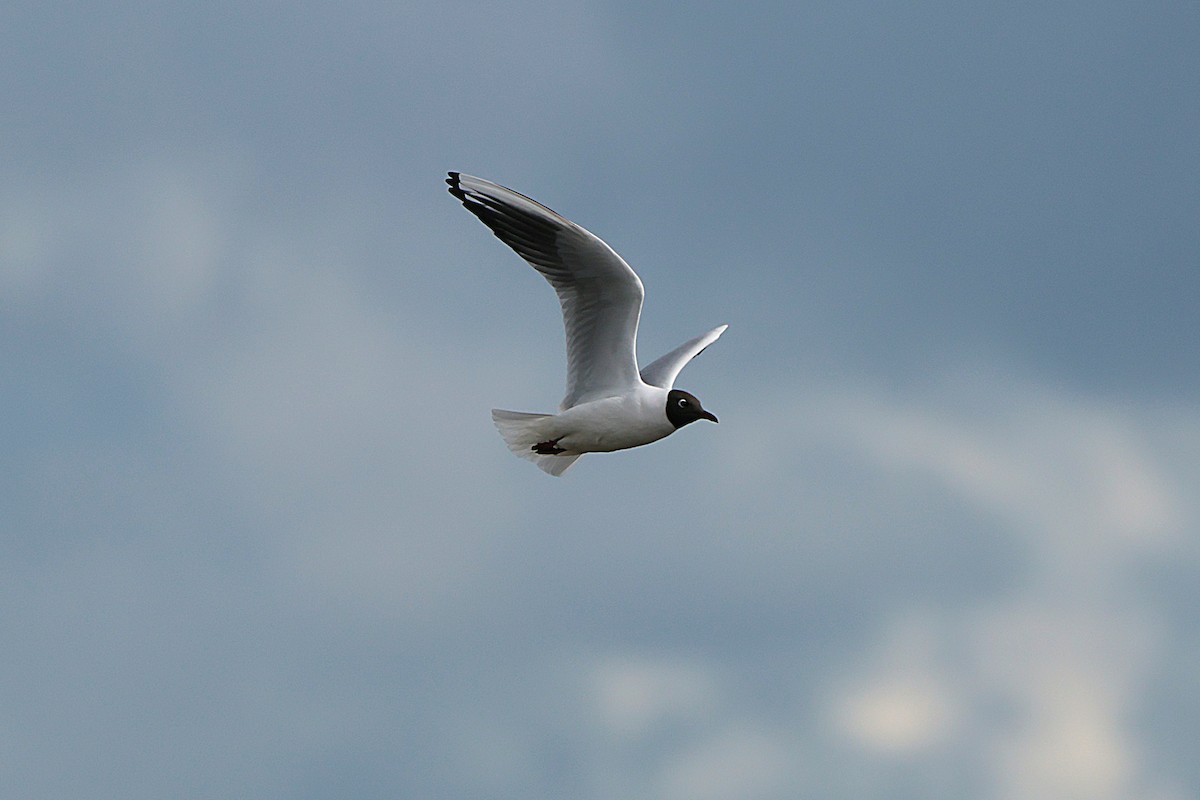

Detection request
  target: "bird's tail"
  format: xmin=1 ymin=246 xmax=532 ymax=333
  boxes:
xmin=491 ymin=409 xmax=582 ymax=477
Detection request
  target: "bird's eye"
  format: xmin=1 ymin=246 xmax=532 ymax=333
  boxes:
xmin=677 ymin=398 xmax=689 ymax=407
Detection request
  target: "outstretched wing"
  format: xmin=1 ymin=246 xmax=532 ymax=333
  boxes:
xmin=448 ymin=172 xmax=645 ymax=409
xmin=640 ymin=324 xmax=728 ymax=390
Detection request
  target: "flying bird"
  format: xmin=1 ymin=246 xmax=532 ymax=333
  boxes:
xmin=447 ymin=172 xmax=727 ymax=476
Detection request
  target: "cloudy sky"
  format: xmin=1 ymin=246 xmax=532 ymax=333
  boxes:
xmin=3 ymin=2 xmax=1198 ymax=798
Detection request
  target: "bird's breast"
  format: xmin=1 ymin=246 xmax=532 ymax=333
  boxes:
xmin=554 ymin=391 xmax=673 ymax=454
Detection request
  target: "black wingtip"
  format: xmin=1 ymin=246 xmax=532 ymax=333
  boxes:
xmin=446 ymin=171 xmax=466 ymax=201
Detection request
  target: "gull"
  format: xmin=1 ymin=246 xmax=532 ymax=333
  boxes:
xmin=447 ymin=172 xmax=727 ymax=476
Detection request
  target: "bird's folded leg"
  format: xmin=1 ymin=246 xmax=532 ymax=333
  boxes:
xmin=533 ymin=438 xmax=566 ymax=455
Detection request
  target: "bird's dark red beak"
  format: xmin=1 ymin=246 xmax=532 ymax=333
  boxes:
xmin=701 ymin=410 xmax=718 ymax=423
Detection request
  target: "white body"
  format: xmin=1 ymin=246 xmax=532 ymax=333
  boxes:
xmin=537 ymin=386 xmax=675 ymax=454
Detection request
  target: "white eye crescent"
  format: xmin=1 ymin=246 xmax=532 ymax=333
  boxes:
xmin=677 ymin=398 xmax=689 ymax=407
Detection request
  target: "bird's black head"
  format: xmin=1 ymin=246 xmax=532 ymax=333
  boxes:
xmin=665 ymin=389 xmax=718 ymax=429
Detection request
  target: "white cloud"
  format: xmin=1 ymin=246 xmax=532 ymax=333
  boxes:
xmin=831 ymin=613 xmax=962 ymax=755
xmin=823 ymin=377 xmax=1190 ymax=798
xmin=590 ymin=655 xmax=718 ymax=738
xmin=825 ymin=380 xmax=1184 ymax=560
xmin=707 ymin=370 xmax=1198 ymax=799
xmin=971 ymin=600 xmax=1160 ymax=800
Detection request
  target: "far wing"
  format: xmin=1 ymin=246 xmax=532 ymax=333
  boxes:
xmin=639 ymin=324 xmax=728 ymax=389
xmin=448 ymin=173 xmax=645 ymax=409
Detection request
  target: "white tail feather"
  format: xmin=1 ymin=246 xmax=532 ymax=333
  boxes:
xmin=491 ymin=409 xmax=582 ymax=477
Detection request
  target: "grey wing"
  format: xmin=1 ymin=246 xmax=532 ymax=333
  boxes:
xmin=448 ymin=173 xmax=645 ymax=409
xmin=640 ymin=324 xmax=728 ymax=389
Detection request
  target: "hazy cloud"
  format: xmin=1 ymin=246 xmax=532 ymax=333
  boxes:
xmin=4 ymin=3 xmax=1197 ymax=799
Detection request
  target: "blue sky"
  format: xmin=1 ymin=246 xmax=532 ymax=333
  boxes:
xmin=3 ymin=3 xmax=1198 ymax=798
